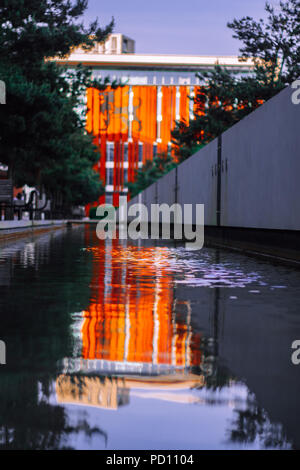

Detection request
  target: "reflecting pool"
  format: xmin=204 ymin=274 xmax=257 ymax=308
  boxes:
xmin=0 ymin=225 xmax=300 ymax=450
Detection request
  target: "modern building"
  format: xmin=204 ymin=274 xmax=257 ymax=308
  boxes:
xmin=56 ymin=35 xmax=254 ymax=210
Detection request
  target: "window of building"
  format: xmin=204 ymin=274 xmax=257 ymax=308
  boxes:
xmin=138 ymin=143 xmax=143 ymax=163
xmin=123 ymin=168 xmax=128 ymax=185
xmin=123 ymin=143 xmax=128 ymax=162
xmin=123 ymin=39 xmax=128 ymax=53
xmin=106 ymin=194 xmax=113 ymax=205
xmin=153 ymin=143 xmax=157 ymax=158
xmin=107 ymin=142 xmax=114 ymax=162
xmin=106 ymin=167 xmax=114 ymax=186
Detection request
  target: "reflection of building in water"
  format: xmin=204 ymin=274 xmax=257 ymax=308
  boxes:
xmin=80 ymin=234 xmax=202 ymax=374
xmin=56 ymin=373 xmax=205 ymax=410
xmin=57 ymin=233 xmax=206 ymax=409
xmin=56 ymin=375 xmax=129 ymax=410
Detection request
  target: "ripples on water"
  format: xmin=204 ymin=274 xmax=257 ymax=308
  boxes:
xmin=0 ymin=226 xmax=299 ymax=449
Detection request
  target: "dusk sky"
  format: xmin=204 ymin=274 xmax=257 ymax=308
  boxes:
xmin=85 ymin=0 xmax=272 ymax=55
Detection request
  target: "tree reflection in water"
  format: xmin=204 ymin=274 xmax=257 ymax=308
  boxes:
xmin=0 ymin=374 xmax=107 ymax=450
xmin=0 ymin=228 xmax=108 ymax=449
xmin=227 ymin=393 xmax=291 ymax=449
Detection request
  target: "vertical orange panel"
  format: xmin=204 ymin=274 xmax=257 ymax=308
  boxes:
xmin=170 ymin=86 xmax=176 ymax=133
xmin=160 ymin=86 xmax=172 ymax=152
xmin=93 ymin=89 xmax=100 ymax=136
xmin=149 ymin=86 xmax=157 ymax=159
xmin=86 ymin=87 xmax=93 ymax=133
xmin=180 ymin=86 xmax=190 ymax=126
xmin=194 ymin=86 xmax=205 ymax=117
xmin=121 ymin=86 xmax=130 ymax=138
xmin=99 ymin=89 xmax=109 ymax=134
xmin=132 ymin=86 xmax=144 ymax=142
xmin=106 ymin=86 xmax=115 ymax=139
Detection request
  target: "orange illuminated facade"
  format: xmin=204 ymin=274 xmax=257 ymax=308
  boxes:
xmin=85 ymin=84 xmax=198 ymax=210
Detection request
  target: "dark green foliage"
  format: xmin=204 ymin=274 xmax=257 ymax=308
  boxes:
xmin=172 ymin=0 xmax=299 ymax=162
xmin=0 ymin=229 xmax=108 ymax=449
xmin=0 ymin=0 xmax=114 ymax=65
xmin=227 ymin=0 xmax=300 ymax=85
xmin=172 ymin=66 xmax=285 ymax=161
xmin=89 ymin=205 xmax=109 ymax=219
xmin=126 ymin=152 xmax=177 ymax=198
xmin=0 ymin=0 xmax=115 ymax=205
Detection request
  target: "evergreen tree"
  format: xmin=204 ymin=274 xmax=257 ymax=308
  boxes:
xmin=227 ymin=0 xmax=300 ymax=85
xmin=172 ymin=0 xmax=300 ymax=162
xmin=172 ymin=65 xmax=284 ymax=161
xmin=126 ymin=153 xmax=177 ymax=198
xmin=0 ymin=0 xmax=116 ymax=206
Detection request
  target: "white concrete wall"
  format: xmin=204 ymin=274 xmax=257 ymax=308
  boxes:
xmin=127 ymin=82 xmax=300 ymax=231
xmin=221 ymin=84 xmax=300 ymax=229
xmin=177 ymin=139 xmax=218 ymax=225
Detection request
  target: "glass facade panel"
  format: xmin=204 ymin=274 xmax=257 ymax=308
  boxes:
xmin=123 ymin=143 xmax=128 ymax=162
xmin=123 ymin=168 xmax=128 ymax=184
xmin=107 ymin=142 xmax=114 ymax=162
xmin=106 ymin=167 xmax=114 ymax=186
xmin=106 ymin=193 xmax=113 ymax=205
xmin=138 ymin=143 xmax=143 ymax=162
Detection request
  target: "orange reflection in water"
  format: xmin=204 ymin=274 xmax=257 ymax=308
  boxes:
xmin=81 ymin=231 xmax=202 ymax=370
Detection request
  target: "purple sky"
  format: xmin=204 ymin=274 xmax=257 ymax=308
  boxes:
xmin=84 ymin=0 xmax=270 ymax=55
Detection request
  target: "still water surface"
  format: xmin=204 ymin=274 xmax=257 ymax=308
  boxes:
xmin=0 ymin=226 xmax=300 ymax=450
